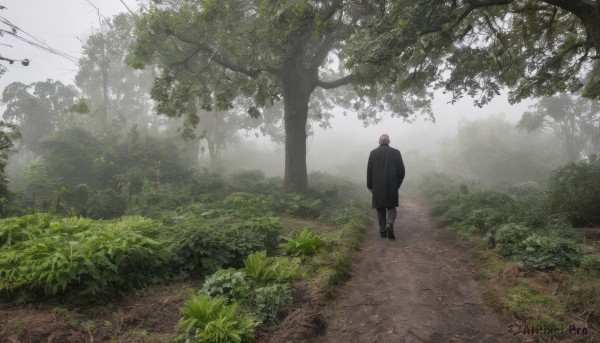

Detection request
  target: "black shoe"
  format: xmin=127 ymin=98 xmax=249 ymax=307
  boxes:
xmin=385 ymin=224 xmax=395 ymax=240
xmin=387 ymin=230 xmax=396 ymax=240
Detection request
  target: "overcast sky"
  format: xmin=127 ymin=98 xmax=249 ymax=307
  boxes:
xmin=0 ymin=0 xmax=534 ymax=177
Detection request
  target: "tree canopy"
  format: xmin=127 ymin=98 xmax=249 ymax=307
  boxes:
xmin=348 ymin=0 xmax=600 ymax=107
xmin=128 ymin=0 xmax=600 ymax=192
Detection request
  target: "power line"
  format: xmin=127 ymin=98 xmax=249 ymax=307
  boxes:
xmin=0 ymin=11 xmax=80 ymax=65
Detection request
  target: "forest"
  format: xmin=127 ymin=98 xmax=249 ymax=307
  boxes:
xmin=0 ymin=1 xmax=600 ymax=342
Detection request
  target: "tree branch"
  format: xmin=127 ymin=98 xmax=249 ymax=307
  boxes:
xmin=316 ymin=74 xmax=353 ymax=89
xmin=310 ymin=33 xmax=338 ymax=70
xmin=168 ymin=31 xmax=279 ymax=77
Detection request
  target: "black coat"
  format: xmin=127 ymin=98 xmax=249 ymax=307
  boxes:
xmin=367 ymin=144 xmax=405 ymax=208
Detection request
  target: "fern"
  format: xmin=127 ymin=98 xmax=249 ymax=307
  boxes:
xmin=280 ymin=228 xmax=325 ymax=256
xmin=177 ymin=294 xmax=258 ymax=343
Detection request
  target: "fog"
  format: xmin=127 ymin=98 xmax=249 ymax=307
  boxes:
xmin=0 ymin=0 xmax=585 ymax=207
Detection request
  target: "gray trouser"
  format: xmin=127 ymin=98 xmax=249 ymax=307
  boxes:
xmin=376 ymin=207 xmax=397 ymax=232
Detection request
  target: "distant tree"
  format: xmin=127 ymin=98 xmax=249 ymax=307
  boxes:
xmin=518 ymin=95 xmax=600 ymax=161
xmin=1 ymin=80 xmax=80 ymax=155
xmin=441 ymin=116 xmax=566 ymax=186
xmin=0 ymin=121 xmax=18 ymax=216
xmin=76 ymin=13 xmax=157 ymax=133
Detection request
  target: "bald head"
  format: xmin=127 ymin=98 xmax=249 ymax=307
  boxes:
xmin=379 ymin=134 xmax=390 ymax=145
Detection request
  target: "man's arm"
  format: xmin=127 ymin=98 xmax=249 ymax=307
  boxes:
xmin=367 ymin=152 xmax=373 ymax=191
xmin=397 ymin=151 xmax=405 ymax=189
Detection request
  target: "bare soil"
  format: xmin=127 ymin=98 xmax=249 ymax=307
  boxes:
xmin=296 ymin=198 xmax=517 ymax=343
xmin=0 ymin=279 xmax=203 ymax=343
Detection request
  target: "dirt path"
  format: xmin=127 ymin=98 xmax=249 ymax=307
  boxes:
xmin=304 ymin=197 xmax=517 ymax=343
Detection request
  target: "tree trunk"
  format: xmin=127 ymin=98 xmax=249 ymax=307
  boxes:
xmin=280 ymin=57 xmax=316 ymax=193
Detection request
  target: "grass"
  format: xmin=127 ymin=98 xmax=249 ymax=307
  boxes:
xmin=506 ymin=283 xmax=565 ymax=327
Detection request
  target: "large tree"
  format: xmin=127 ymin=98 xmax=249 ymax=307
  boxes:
xmin=129 ymin=0 xmax=600 ymax=192
xmin=128 ymin=0 xmax=403 ymax=192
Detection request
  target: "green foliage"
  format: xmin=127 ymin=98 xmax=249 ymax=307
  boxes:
xmin=221 ymin=192 xmax=274 ymax=218
xmin=176 ymin=294 xmax=258 ymax=343
xmin=519 ymin=234 xmax=582 ymax=271
xmin=431 ymin=188 xmax=514 ymax=231
xmin=580 ymin=255 xmax=600 ymax=275
xmin=270 ymin=192 xmax=322 ymax=218
xmin=0 ymin=215 xmax=170 ymax=301
xmin=251 ymin=284 xmax=292 ymax=322
xmin=18 ymin=126 xmax=193 ymax=219
xmin=546 ymin=156 xmax=600 ymax=226
xmin=280 ymin=228 xmax=325 ymax=256
xmin=170 ymin=215 xmax=282 ymax=276
xmin=201 ymin=269 xmax=249 ymax=301
xmin=492 ymin=224 xmax=531 ymax=257
xmin=0 ymin=121 xmax=18 ymax=217
xmin=242 ymin=251 xmax=300 ymax=285
xmin=505 ymin=182 xmax=548 ymax=230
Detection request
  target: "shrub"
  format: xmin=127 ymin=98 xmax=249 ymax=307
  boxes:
xmin=506 ymin=181 xmax=544 ymax=203
xmin=493 ymin=224 xmax=531 ymax=257
xmin=170 ymin=216 xmax=281 ymax=276
xmin=176 ymin=294 xmax=258 ymax=343
xmin=431 ymin=189 xmax=514 ymax=229
xmin=280 ymin=228 xmax=325 ymax=256
xmin=546 ymin=156 xmax=600 ymax=226
xmin=580 ymin=255 xmax=600 ymax=275
xmin=269 ymin=192 xmax=322 ymax=218
xmin=201 ymin=269 xmax=249 ymax=301
xmin=242 ymin=251 xmax=300 ymax=285
xmin=251 ymin=284 xmax=292 ymax=322
xmin=221 ymin=192 xmax=275 ymax=218
xmin=519 ymin=234 xmax=582 ymax=271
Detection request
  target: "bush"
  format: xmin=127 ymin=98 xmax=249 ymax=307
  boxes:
xmin=269 ymin=192 xmax=322 ymax=218
xmin=201 ymin=269 xmax=249 ymax=301
xmin=431 ymin=189 xmax=514 ymax=230
xmin=127 ymin=182 xmax=193 ymax=218
xmin=176 ymin=294 xmax=258 ymax=343
xmin=0 ymin=215 xmax=170 ymax=301
xmin=519 ymin=234 xmax=582 ymax=271
xmin=251 ymin=284 xmax=292 ymax=322
xmin=580 ymin=255 xmax=600 ymax=275
xmin=546 ymin=156 xmax=600 ymax=226
xmin=493 ymin=224 xmax=531 ymax=257
xmin=242 ymin=251 xmax=300 ymax=285
xmin=170 ymin=216 xmax=281 ymax=276
xmin=280 ymin=228 xmax=325 ymax=256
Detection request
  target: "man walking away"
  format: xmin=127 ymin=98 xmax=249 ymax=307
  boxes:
xmin=367 ymin=134 xmax=406 ymax=240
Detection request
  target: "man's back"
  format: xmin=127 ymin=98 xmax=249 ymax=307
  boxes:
xmin=367 ymin=144 xmax=405 ymax=208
